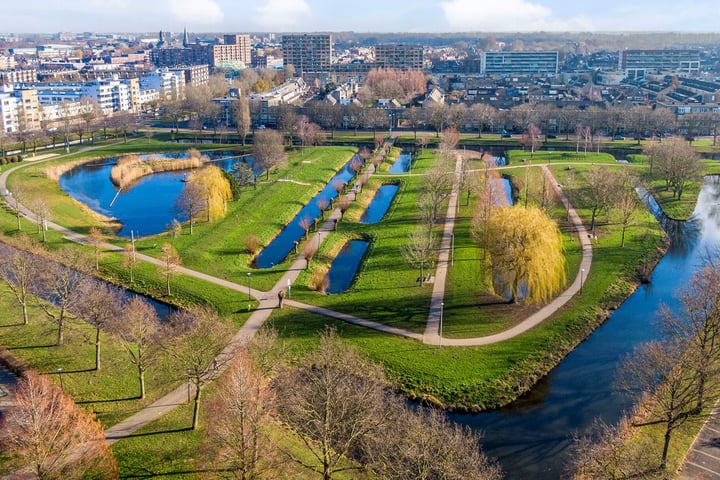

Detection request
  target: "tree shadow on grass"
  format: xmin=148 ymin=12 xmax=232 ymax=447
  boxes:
xmin=76 ymin=395 xmax=141 ymax=404
xmin=109 ymin=426 xmax=193 ymax=443
xmin=120 ymin=466 xmax=237 ymax=479
xmin=8 ymin=344 xmax=57 ymax=350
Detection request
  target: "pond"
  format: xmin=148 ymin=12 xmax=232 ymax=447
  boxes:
xmin=325 ymin=240 xmax=369 ymax=294
xmin=254 ymin=154 xmax=361 ymax=269
xmin=359 ymin=184 xmax=399 ymax=224
xmin=388 ymin=153 xmax=413 ymax=173
xmin=59 ymin=152 xmax=248 ymax=238
xmin=451 ymin=176 xmax=720 ymax=479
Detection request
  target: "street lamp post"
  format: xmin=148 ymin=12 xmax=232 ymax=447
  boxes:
xmin=56 ymin=367 xmax=63 ymax=391
xmin=439 ymin=302 xmax=444 ymax=349
xmin=580 ymin=268 xmax=585 ymax=295
xmin=451 ymin=233 xmax=455 ymax=266
xmin=247 ymin=272 xmax=252 ymax=301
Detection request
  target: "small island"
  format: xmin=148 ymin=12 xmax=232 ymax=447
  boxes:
xmin=109 ymin=148 xmax=208 ymax=189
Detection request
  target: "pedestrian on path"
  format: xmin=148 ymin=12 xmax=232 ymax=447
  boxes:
xmin=278 ymin=289 xmax=286 ymax=309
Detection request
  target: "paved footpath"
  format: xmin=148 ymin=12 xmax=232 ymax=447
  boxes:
xmin=1 ymin=147 xmax=591 ymax=439
xmin=678 ymin=400 xmax=720 ymax=479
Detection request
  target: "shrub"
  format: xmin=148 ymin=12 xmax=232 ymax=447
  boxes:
xmin=244 ymin=234 xmax=261 ymax=255
xmin=310 ymin=266 xmax=329 ymax=293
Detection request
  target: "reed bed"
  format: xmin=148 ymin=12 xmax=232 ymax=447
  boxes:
xmin=109 ymin=151 xmax=206 ymax=189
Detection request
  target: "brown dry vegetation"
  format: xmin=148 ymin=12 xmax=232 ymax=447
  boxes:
xmin=109 ymin=151 xmax=207 ymax=189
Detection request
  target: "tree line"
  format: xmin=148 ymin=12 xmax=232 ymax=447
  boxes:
xmin=568 ymin=260 xmax=720 ymax=478
xmin=0 ymin=235 xmax=502 ymax=478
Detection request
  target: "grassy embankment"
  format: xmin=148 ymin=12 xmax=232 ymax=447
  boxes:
xmin=263 ymin=149 xmax=665 ymax=410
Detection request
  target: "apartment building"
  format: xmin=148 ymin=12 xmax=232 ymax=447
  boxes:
xmin=375 ymin=44 xmax=424 ymax=70
xmin=0 ymin=69 xmax=37 ymax=86
xmin=281 ymin=34 xmax=333 ymax=74
xmin=169 ymin=64 xmax=209 ymax=88
xmin=0 ymin=87 xmax=41 ymax=133
xmin=151 ymin=34 xmax=251 ymax=70
xmin=481 ymin=51 xmax=559 ymax=76
xmin=620 ymin=50 xmax=701 ymax=78
xmin=140 ymin=68 xmax=185 ymax=100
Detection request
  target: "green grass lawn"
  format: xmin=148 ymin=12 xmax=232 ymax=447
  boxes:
xmin=0 ymin=290 xmax=241 ymax=429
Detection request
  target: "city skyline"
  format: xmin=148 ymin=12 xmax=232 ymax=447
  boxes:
xmin=4 ymin=0 xmax=720 ymax=35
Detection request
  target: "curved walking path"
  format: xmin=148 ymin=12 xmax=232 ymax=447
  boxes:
xmin=1 ymin=144 xmax=593 ymax=440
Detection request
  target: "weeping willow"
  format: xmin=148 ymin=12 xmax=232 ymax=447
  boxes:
xmin=192 ymin=165 xmax=233 ymax=222
xmin=485 ymin=205 xmax=565 ymax=303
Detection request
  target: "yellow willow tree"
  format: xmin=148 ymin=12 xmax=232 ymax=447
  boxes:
xmin=193 ymin=165 xmax=233 ymax=222
xmin=485 ymin=205 xmax=565 ymax=303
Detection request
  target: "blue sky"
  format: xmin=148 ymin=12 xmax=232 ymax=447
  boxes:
xmin=4 ymin=0 xmax=720 ymax=33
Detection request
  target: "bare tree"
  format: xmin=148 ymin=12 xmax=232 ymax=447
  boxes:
xmin=122 ymin=243 xmax=137 ymax=284
xmin=0 ymin=239 xmax=40 ymax=325
xmin=159 ymin=243 xmax=181 ymax=296
xmin=235 ymin=96 xmax=251 ymax=146
xmin=420 ymin=159 xmax=453 ymax=226
xmin=34 ymin=251 xmax=89 ymax=346
xmin=609 ymin=170 xmax=641 ymax=248
xmin=0 ymin=371 xmax=119 ymax=479
xmin=521 ymin=123 xmax=542 ymax=157
xmin=163 ymin=306 xmax=233 ymax=430
xmin=176 ymin=181 xmax=205 ymax=235
xmin=295 ymin=115 xmax=323 ymax=155
xmin=87 ymin=226 xmax=103 ymax=270
xmin=363 ymin=397 xmax=502 ymax=480
xmin=648 ymin=136 xmax=704 ymax=201
xmin=253 ymin=129 xmax=286 ymax=180
xmin=402 ymin=228 xmax=436 ymax=285
xmin=75 ymin=281 xmax=123 ymax=371
xmin=618 ymin=340 xmax=700 ymax=470
xmin=273 ymin=329 xmax=391 ymax=480
xmin=469 ymin=103 xmax=496 ymax=138
xmin=579 ymin=166 xmax=615 ymax=236
xmin=272 ymin=104 xmax=296 ymax=145
xmin=299 ymin=216 xmax=311 ymax=240
xmin=317 ymin=198 xmax=329 ymax=220
xmin=109 ymin=296 xmax=162 ymax=399
xmin=566 ymin=416 xmax=656 ymax=480
xmin=302 ymin=241 xmax=318 ymax=270
xmin=204 ymin=350 xmax=282 ymax=478
xmin=660 ymin=265 xmax=720 ymax=412
xmin=403 ymin=106 xmax=425 ymax=139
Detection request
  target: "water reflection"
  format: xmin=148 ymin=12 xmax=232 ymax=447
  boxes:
xmin=388 ymin=153 xmax=412 ymax=173
xmin=451 ymin=175 xmax=720 ymax=479
xmin=59 ymin=152 xmax=242 ymax=238
xmin=359 ymin=184 xmax=399 ymax=224
xmin=254 ymin=154 xmax=361 ymax=269
xmin=325 ymin=240 xmax=369 ymax=294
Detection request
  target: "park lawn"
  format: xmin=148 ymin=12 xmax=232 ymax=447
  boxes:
xmin=111 ymin=377 xmax=374 ymax=480
xmin=6 ymin=139 xmax=242 ymax=236
xmin=0 ymin=291 xmax=186 ymax=428
xmin=506 ymin=149 xmax=617 ymax=165
xmin=441 ymin=165 xmax=584 ymax=338
xmin=287 ymin=149 xmax=442 ymax=333
xmin=128 ymin=145 xmax=359 ymax=292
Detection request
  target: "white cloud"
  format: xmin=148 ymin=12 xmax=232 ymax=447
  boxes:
xmin=254 ymin=0 xmax=311 ymax=30
xmin=440 ymin=0 xmax=589 ymax=31
xmin=167 ymin=0 xmax=224 ymax=25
